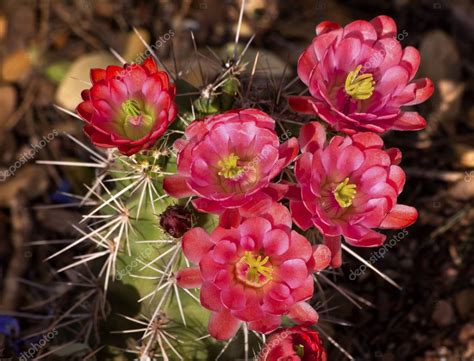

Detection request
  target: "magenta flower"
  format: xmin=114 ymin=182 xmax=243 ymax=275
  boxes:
xmin=288 ymin=16 xmax=434 ymax=134
xmin=163 ymin=109 xmax=299 ymax=216
xmin=289 ymin=122 xmax=417 ymax=267
xmin=176 ymin=203 xmax=320 ymax=340
xmin=76 ymin=57 xmax=177 ymax=155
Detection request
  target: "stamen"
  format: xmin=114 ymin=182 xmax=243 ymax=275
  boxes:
xmin=345 ymin=65 xmax=375 ymax=100
xmin=218 ymin=153 xmax=244 ymax=179
xmin=235 ymin=251 xmax=273 ymax=287
xmin=122 ymin=99 xmax=142 ymax=117
xmin=334 ymin=177 xmax=357 ymax=208
xmin=244 ymin=252 xmax=272 ymax=282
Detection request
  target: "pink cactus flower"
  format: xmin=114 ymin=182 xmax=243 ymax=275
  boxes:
xmin=289 ymin=122 xmax=417 ymax=267
xmin=288 ymin=15 xmax=434 ymax=134
xmin=176 ymin=203 xmax=322 ymax=340
xmin=163 ymin=109 xmax=299 ymax=216
xmin=76 ymin=57 xmax=177 ymax=155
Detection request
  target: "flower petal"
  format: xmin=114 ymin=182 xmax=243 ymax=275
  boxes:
xmin=405 ymin=78 xmax=434 ymax=106
xmin=312 ymin=245 xmax=332 ymax=272
xmin=208 ymin=309 xmax=241 ymax=340
xmin=290 ymin=200 xmax=314 ymax=231
xmin=182 ymin=227 xmax=213 ymax=264
xmin=200 ymin=282 xmax=223 ymax=311
xmin=288 ymin=302 xmax=319 ymax=325
xmin=263 ymin=229 xmax=289 ymax=256
xmin=221 ymin=284 xmax=246 ymax=310
xmin=323 ymin=235 xmax=342 ymax=268
xmin=176 ymin=267 xmax=202 ymax=288
xmin=163 ymin=175 xmax=194 ymax=198
xmin=392 ymin=112 xmax=426 ymax=131
xmin=370 ymin=15 xmax=397 ymax=38
xmin=248 ymin=314 xmax=281 ymax=334
xmin=277 ymin=259 xmax=308 ymax=288
xmin=299 ymin=122 xmax=327 ymax=153
xmin=380 ymin=204 xmax=418 ymax=229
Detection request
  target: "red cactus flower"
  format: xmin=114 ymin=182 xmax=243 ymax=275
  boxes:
xmin=76 ymin=57 xmax=177 ymax=155
xmin=259 ymin=326 xmax=327 ymax=361
xmin=288 ymin=15 xmax=434 ymax=134
xmin=176 ymin=203 xmax=320 ymax=340
xmin=289 ymin=122 xmax=417 ymax=267
xmin=163 ymin=109 xmax=299 ymax=216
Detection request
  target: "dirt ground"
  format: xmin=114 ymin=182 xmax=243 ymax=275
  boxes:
xmin=0 ymin=0 xmax=473 ymax=360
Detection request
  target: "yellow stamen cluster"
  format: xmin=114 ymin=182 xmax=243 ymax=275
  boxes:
xmin=345 ymin=65 xmax=375 ymax=100
xmin=122 ymin=99 xmax=142 ymax=116
xmin=243 ymin=251 xmax=272 ymax=284
xmin=334 ymin=177 xmax=357 ymax=208
xmin=218 ymin=153 xmax=244 ymax=179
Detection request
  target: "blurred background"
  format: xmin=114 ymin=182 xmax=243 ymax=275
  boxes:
xmin=0 ymin=0 xmax=473 ymax=360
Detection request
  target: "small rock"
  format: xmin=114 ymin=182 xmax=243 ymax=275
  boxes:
xmin=448 ymin=179 xmax=474 ymax=200
xmin=420 ymin=30 xmax=461 ymax=82
xmin=1 ymin=49 xmax=32 ymax=82
xmin=459 ymin=323 xmax=474 ymax=343
xmin=419 ymin=30 xmax=464 ymax=136
xmin=55 ymin=52 xmax=120 ymax=110
xmin=454 ymin=144 xmax=474 ymax=168
xmin=455 ymin=289 xmax=474 ymax=319
xmin=431 ymin=300 xmax=455 ymax=327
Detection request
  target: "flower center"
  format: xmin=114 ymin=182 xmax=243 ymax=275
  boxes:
xmin=218 ymin=153 xmax=244 ymax=179
xmin=235 ymin=251 xmax=273 ymax=288
xmin=344 ymin=65 xmax=375 ymax=100
xmin=120 ymin=100 xmax=154 ymax=140
xmin=295 ymin=344 xmax=305 ymax=357
xmin=333 ymin=177 xmax=357 ymax=208
xmin=122 ymin=99 xmax=142 ymax=117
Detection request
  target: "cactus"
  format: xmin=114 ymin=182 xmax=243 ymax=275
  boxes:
xmin=31 ymin=10 xmax=432 ymax=360
xmin=38 ymin=44 xmax=268 ymax=360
